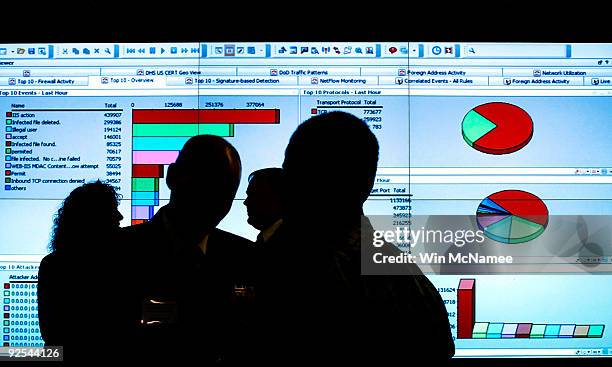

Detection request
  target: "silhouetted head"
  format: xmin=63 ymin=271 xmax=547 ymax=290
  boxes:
xmin=283 ymin=111 xmax=379 ymax=220
xmin=244 ymin=168 xmax=284 ymax=231
xmin=166 ymin=135 xmax=241 ymax=232
xmin=50 ymin=180 xmax=122 ymax=253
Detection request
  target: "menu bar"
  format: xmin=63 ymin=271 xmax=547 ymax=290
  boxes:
xmin=2 ymin=43 xmax=612 ymax=60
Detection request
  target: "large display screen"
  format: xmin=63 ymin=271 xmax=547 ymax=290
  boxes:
xmin=0 ymin=42 xmax=610 ymax=358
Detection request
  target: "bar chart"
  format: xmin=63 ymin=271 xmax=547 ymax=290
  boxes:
xmin=457 ymin=278 xmax=605 ymax=339
xmin=131 ymin=108 xmax=281 ymax=224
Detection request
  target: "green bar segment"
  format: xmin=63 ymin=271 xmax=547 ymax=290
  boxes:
xmin=472 ymin=322 xmax=489 ymax=339
xmin=198 ymin=124 xmax=234 ymax=137
xmin=588 ymin=325 xmax=605 ymax=338
xmin=462 ymin=110 xmax=496 ymax=146
xmin=133 ymin=123 xmax=199 ymax=137
xmin=530 ymin=324 xmax=546 ymax=338
xmin=132 ymin=178 xmax=158 ymax=192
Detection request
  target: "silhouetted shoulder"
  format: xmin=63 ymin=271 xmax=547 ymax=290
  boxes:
xmin=39 ymin=252 xmax=59 ymax=269
xmin=210 ymin=228 xmax=254 ymax=249
xmin=117 ymin=220 xmax=166 ymax=252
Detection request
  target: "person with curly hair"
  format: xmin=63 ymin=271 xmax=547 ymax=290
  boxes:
xmin=37 ymin=180 xmax=123 ymax=356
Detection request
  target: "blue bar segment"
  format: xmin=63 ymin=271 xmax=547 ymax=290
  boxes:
xmin=486 ymin=323 xmax=504 ymax=338
xmin=544 ymin=324 xmax=561 ymax=338
xmin=132 ymin=191 xmax=160 ymax=200
xmin=132 ymin=137 xmax=190 ymax=151
xmin=132 ymin=199 xmax=159 ymax=206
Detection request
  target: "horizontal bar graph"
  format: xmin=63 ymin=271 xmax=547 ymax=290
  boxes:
xmin=132 ymin=109 xmax=280 ymax=124
xmin=457 ymin=279 xmax=605 ymax=339
xmin=130 ymin=108 xmax=280 ymax=224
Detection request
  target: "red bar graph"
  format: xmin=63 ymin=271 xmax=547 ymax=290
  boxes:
xmin=457 ymin=278 xmax=476 ymax=339
xmin=132 ymin=164 xmax=165 ymax=178
xmin=132 ymin=109 xmax=280 ymax=124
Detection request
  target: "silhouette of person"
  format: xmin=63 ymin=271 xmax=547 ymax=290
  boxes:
xmin=119 ymin=135 xmax=254 ymax=363
xmin=258 ymin=111 xmax=455 ymax=364
xmin=38 ymin=180 xmax=123 ymax=358
xmin=244 ymin=168 xmax=284 ymax=245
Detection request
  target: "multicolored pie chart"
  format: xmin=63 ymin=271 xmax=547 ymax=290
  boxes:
xmin=477 ymin=190 xmax=548 ymax=244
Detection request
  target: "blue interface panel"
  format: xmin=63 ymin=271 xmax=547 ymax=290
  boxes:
xmin=0 ymin=42 xmax=611 ymax=357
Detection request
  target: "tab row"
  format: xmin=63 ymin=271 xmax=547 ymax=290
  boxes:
xmin=3 ymin=75 xmax=612 ymax=87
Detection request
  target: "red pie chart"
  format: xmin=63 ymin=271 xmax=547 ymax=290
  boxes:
xmin=462 ymin=102 xmax=533 ymax=154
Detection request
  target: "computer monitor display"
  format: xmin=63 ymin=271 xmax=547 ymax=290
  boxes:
xmin=0 ymin=42 xmax=610 ymax=358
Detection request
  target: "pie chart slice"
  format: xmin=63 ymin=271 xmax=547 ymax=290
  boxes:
xmin=476 ymin=190 xmax=548 ymax=244
xmin=462 ymin=102 xmax=533 ymax=155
